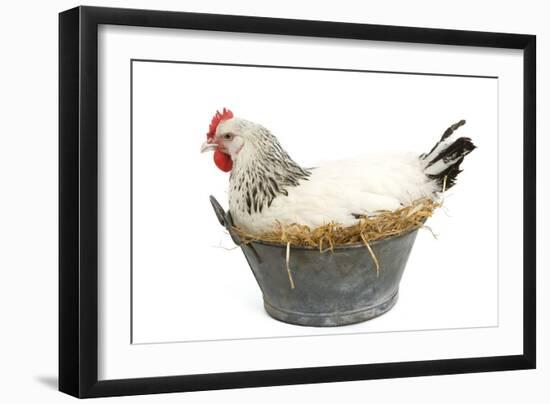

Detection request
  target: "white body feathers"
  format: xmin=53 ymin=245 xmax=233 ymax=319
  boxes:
xmin=230 ymin=152 xmax=438 ymax=233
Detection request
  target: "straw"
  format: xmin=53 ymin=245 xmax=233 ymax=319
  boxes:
xmin=233 ymin=197 xmax=440 ymax=250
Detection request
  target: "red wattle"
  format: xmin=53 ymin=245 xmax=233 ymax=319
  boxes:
xmin=213 ymin=150 xmax=233 ymax=172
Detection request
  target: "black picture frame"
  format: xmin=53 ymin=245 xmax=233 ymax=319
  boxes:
xmin=59 ymin=5 xmax=536 ymax=398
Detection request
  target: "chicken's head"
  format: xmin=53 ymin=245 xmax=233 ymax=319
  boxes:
xmin=200 ymin=108 xmax=249 ymax=172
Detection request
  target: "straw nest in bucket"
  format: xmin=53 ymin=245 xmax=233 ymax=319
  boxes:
xmin=233 ymin=197 xmax=440 ymax=252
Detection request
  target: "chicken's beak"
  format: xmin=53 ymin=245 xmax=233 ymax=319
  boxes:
xmin=200 ymin=141 xmax=218 ymax=153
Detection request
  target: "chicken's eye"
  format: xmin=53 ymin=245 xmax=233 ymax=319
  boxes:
xmin=223 ymin=133 xmax=233 ymax=140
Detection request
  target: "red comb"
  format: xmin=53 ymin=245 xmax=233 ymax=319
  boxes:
xmin=207 ymin=108 xmax=234 ymax=140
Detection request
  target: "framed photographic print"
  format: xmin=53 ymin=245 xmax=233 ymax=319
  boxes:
xmin=59 ymin=6 xmax=536 ymax=398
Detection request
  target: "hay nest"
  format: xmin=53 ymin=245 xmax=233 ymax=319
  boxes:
xmin=232 ymin=197 xmax=440 ymax=253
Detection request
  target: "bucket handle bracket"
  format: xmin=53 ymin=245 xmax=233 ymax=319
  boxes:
xmin=209 ymin=195 xmax=264 ymax=264
xmin=209 ymin=195 xmax=242 ymax=246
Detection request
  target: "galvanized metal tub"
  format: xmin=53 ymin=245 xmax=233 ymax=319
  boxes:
xmin=210 ymin=196 xmax=420 ymax=327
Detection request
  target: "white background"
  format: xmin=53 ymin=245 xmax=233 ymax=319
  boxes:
xmin=0 ymin=0 xmax=546 ymax=403
xmin=131 ymin=60 xmax=499 ymax=343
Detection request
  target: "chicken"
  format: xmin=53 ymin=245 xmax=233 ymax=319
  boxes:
xmin=201 ymin=109 xmax=475 ymax=234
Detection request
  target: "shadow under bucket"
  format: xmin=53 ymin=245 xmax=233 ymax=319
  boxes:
xmin=210 ymin=196 xmax=420 ymax=327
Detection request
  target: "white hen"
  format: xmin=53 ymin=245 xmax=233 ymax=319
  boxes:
xmin=200 ymin=109 xmax=475 ymax=234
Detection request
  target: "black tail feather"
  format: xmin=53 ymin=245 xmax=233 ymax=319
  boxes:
xmin=420 ymin=119 xmax=467 ymax=161
xmin=422 ymin=120 xmax=476 ymax=190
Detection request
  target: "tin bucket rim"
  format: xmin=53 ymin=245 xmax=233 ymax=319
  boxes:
xmin=209 ymin=195 xmax=424 ymax=251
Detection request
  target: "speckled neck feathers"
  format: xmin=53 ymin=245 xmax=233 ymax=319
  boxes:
xmin=229 ymin=126 xmax=311 ymax=216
